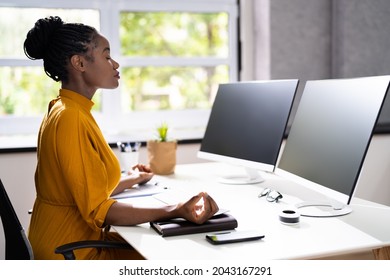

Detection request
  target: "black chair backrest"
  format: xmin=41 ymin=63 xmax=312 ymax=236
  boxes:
xmin=0 ymin=179 xmax=34 ymax=260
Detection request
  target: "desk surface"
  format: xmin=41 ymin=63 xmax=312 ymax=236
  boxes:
xmin=113 ymin=162 xmax=390 ymax=260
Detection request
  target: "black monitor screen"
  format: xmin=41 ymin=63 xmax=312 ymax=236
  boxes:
xmin=276 ymin=76 xmax=389 ymax=215
xmin=198 ymin=80 xmax=299 ymax=183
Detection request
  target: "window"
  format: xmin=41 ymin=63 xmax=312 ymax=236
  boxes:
xmin=0 ymin=0 xmax=239 ymax=147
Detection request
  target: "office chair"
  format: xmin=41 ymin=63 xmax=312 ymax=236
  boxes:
xmin=0 ymin=178 xmax=34 ymax=260
xmin=0 ymin=178 xmax=133 ymax=260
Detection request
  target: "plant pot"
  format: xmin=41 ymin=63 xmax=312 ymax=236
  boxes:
xmin=147 ymin=140 xmax=177 ymax=175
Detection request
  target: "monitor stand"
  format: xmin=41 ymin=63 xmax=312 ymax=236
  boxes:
xmin=219 ymin=167 xmax=265 ymax=185
xmin=295 ymin=200 xmax=352 ymax=217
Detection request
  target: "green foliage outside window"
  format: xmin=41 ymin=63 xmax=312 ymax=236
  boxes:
xmin=121 ymin=66 xmax=228 ymax=111
xmin=119 ymin=12 xmax=229 ymax=112
xmin=0 ymin=67 xmax=101 ymax=116
xmin=120 ymin=12 xmax=228 ymax=57
xmin=0 ymin=67 xmax=57 ymax=115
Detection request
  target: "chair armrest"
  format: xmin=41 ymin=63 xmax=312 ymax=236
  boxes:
xmin=55 ymin=240 xmax=133 ymax=260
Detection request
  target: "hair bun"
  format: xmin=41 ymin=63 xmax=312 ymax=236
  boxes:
xmin=24 ymin=16 xmax=64 ymax=60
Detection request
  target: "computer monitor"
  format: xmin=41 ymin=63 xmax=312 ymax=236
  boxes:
xmin=198 ymin=79 xmax=299 ymax=184
xmin=276 ymin=76 xmax=390 ymax=217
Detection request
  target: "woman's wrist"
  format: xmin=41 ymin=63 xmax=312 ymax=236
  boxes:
xmin=164 ymin=203 xmax=181 ymax=220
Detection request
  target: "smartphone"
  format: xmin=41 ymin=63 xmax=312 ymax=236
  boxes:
xmin=206 ymin=230 xmax=265 ymax=245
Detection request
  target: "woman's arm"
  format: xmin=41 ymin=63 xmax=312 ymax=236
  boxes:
xmin=105 ymin=192 xmax=219 ymax=226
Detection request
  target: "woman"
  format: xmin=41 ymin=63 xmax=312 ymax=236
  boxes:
xmin=24 ymin=16 xmax=219 ymax=260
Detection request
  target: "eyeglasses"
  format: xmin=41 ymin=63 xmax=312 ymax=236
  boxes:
xmin=258 ymin=188 xmax=283 ymax=202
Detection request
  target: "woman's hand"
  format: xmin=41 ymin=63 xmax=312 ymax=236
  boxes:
xmin=177 ymin=192 xmax=219 ymax=224
xmin=128 ymin=164 xmax=154 ymax=185
xmin=112 ymin=164 xmax=154 ymax=195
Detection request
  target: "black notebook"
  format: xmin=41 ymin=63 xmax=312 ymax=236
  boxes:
xmin=150 ymin=213 xmax=238 ymax=237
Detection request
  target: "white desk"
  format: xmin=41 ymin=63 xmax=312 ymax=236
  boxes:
xmin=112 ymin=162 xmax=390 ymax=260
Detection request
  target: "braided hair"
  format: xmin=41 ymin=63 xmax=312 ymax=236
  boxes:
xmin=23 ymin=16 xmax=98 ymax=83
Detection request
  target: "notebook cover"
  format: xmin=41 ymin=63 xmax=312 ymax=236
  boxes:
xmin=150 ymin=213 xmax=238 ymax=237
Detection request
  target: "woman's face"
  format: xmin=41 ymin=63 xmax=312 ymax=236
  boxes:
xmin=81 ymin=34 xmax=120 ymax=91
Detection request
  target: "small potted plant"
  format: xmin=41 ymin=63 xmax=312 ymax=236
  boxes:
xmin=147 ymin=122 xmax=177 ymax=175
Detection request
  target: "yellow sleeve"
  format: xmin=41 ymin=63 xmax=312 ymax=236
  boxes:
xmin=55 ymin=108 xmax=117 ymax=231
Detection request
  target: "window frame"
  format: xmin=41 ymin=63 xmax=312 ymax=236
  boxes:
xmin=0 ymin=0 xmax=239 ymax=147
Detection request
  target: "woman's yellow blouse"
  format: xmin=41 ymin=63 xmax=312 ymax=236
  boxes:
xmin=29 ymin=89 xmax=121 ymax=259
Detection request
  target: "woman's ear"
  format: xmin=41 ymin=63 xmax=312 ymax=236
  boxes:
xmin=70 ymin=55 xmax=85 ymax=72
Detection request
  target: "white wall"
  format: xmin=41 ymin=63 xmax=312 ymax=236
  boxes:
xmin=354 ymin=135 xmax=390 ymax=205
